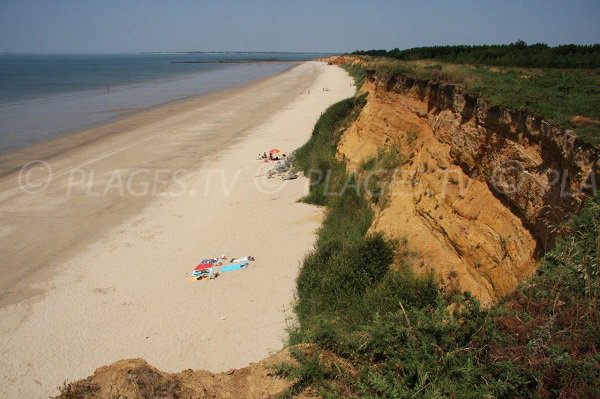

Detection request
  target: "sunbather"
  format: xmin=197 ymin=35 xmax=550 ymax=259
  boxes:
xmin=230 ymin=255 xmax=255 ymax=263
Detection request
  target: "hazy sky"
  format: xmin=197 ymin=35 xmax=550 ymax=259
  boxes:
xmin=1 ymin=0 xmax=599 ymax=53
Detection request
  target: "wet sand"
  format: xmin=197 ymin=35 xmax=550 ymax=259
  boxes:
xmin=0 ymin=62 xmax=354 ymax=398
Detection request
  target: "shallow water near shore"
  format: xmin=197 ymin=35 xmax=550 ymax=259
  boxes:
xmin=0 ymin=53 xmax=325 ymax=153
xmin=0 ymin=61 xmax=355 ymax=399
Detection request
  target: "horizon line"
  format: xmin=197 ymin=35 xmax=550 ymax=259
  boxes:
xmin=1 ymin=50 xmax=343 ymax=56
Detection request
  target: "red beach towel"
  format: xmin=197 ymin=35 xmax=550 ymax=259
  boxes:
xmin=194 ymin=263 xmax=213 ymax=271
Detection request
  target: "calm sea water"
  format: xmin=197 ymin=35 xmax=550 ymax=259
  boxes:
xmin=0 ymin=52 xmax=325 ymax=153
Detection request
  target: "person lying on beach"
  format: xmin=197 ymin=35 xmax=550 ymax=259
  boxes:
xmin=230 ymin=256 xmax=255 ymax=263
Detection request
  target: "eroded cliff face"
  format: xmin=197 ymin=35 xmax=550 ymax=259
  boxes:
xmin=330 ymin=57 xmax=599 ymax=304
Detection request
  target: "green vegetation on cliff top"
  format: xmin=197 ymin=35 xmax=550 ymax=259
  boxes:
xmin=278 ymin=97 xmax=600 ymax=398
xmin=353 ymin=41 xmax=600 ymax=69
xmin=348 ymin=43 xmax=600 ymax=146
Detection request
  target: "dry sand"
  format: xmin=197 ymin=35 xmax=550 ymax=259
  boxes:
xmin=0 ymin=61 xmax=354 ymax=398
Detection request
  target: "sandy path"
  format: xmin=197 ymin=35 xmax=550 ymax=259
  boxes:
xmin=0 ymin=62 xmax=354 ymax=398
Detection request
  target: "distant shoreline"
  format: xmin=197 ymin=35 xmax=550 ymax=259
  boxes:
xmin=0 ymin=62 xmax=355 ymax=398
xmin=172 ymin=59 xmax=307 ymax=64
xmin=0 ymin=63 xmax=297 ymax=179
xmin=0 ymin=57 xmax=298 ymax=157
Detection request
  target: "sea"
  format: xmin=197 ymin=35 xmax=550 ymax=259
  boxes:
xmin=0 ymin=52 xmax=326 ymax=154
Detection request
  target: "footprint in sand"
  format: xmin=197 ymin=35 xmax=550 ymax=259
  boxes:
xmin=93 ymin=287 xmax=116 ymax=295
xmin=140 ymin=228 xmax=162 ymax=241
xmin=132 ymin=218 xmax=145 ymax=227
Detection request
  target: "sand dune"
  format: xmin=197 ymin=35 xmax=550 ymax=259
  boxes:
xmin=0 ymin=62 xmax=354 ymax=398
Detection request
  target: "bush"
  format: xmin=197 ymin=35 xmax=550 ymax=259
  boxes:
xmin=295 ymin=95 xmax=367 ymax=205
xmin=286 ymin=91 xmax=599 ymax=397
xmin=353 ymin=42 xmax=600 ymax=68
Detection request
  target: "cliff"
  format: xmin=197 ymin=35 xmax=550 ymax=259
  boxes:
xmin=329 ymin=56 xmax=599 ymax=304
xmin=55 ymin=58 xmax=599 ymax=397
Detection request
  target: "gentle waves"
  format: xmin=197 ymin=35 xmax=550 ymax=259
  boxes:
xmin=0 ymin=52 xmax=325 ymax=153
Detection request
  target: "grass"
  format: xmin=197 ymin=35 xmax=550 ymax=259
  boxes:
xmin=284 ymin=96 xmax=600 ymax=398
xmin=470 ymin=68 xmax=600 ymax=146
xmin=270 ymin=346 xmax=336 ymax=398
xmin=363 ymin=57 xmax=600 ymax=146
xmin=340 ymin=64 xmax=366 ymax=91
xmin=354 ymin=43 xmax=600 ymax=69
xmin=295 ymin=94 xmax=367 ymax=205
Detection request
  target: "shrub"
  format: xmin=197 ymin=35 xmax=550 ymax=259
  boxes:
xmin=353 ymin=42 xmax=600 ymax=69
xmin=287 ymin=91 xmax=599 ymax=397
xmin=295 ymin=95 xmax=367 ymax=205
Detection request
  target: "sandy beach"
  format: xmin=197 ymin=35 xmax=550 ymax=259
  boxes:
xmin=0 ymin=61 xmax=354 ymax=398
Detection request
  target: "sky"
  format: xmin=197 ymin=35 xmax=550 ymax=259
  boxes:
xmin=0 ymin=0 xmax=599 ymax=54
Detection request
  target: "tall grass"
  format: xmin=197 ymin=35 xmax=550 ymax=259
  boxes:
xmin=285 ymin=94 xmax=600 ymax=398
xmin=354 ymin=42 xmax=600 ymax=69
xmin=295 ymin=94 xmax=366 ymax=205
xmin=367 ymin=58 xmax=600 ymax=146
xmin=287 ymin=190 xmax=599 ymax=398
xmin=341 ymin=64 xmax=366 ymax=91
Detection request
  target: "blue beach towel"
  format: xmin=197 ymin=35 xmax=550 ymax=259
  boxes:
xmin=220 ymin=262 xmax=249 ymax=273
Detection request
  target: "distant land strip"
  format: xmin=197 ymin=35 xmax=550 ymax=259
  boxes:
xmin=171 ymin=59 xmax=305 ymax=64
